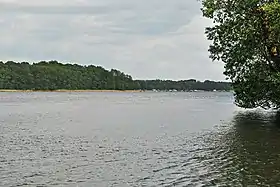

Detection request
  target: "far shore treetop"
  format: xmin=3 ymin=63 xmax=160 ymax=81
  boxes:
xmin=0 ymin=60 xmax=231 ymax=92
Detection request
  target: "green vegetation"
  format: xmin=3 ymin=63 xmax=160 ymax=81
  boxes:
xmin=201 ymin=0 xmax=280 ymax=109
xmin=0 ymin=61 xmax=231 ymax=91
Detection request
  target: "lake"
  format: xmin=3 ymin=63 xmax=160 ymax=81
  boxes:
xmin=1 ymin=91 xmax=280 ymax=186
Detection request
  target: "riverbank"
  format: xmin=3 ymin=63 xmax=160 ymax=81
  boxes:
xmin=0 ymin=89 xmax=143 ymax=93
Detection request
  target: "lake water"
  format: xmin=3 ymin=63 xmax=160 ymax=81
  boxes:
xmin=1 ymin=91 xmax=280 ymax=186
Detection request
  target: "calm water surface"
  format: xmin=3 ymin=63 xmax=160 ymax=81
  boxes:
xmin=1 ymin=91 xmax=280 ymax=186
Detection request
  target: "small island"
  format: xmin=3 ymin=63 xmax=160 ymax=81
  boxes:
xmin=0 ymin=60 xmax=231 ymax=92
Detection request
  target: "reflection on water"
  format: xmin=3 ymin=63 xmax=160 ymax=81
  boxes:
xmin=1 ymin=92 xmax=280 ymax=186
xmin=209 ymin=111 xmax=280 ymax=186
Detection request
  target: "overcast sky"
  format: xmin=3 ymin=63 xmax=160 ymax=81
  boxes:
xmin=0 ymin=0 xmax=226 ymax=81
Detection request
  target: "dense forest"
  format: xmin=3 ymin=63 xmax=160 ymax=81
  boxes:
xmin=0 ymin=61 xmax=231 ymax=91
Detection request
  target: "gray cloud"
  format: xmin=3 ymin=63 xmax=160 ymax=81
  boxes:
xmin=0 ymin=0 xmax=226 ymax=81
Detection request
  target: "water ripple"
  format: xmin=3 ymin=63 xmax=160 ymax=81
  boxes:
xmin=2 ymin=92 xmax=280 ymax=186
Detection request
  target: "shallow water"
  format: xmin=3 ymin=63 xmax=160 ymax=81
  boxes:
xmin=1 ymin=91 xmax=280 ymax=186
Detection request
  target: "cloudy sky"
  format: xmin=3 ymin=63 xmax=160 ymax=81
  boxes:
xmin=0 ymin=0 xmax=226 ymax=81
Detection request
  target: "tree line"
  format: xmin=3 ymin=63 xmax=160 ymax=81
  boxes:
xmin=0 ymin=61 xmax=231 ymax=91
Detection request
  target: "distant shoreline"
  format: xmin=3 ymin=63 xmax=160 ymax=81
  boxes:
xmin=0 ymin=61 xmax=232 ymax=92
xmin=0 ymin=89 xmax=143 ymax=93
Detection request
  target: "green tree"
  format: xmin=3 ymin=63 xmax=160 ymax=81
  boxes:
xmin=201 ymin=0 xmax=280 ymax=109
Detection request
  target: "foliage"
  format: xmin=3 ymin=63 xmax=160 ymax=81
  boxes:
xmin=201 ymin=0 xmax=280 ymax=109
xmin=0 ymin=61 xmax=231 ymax=91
